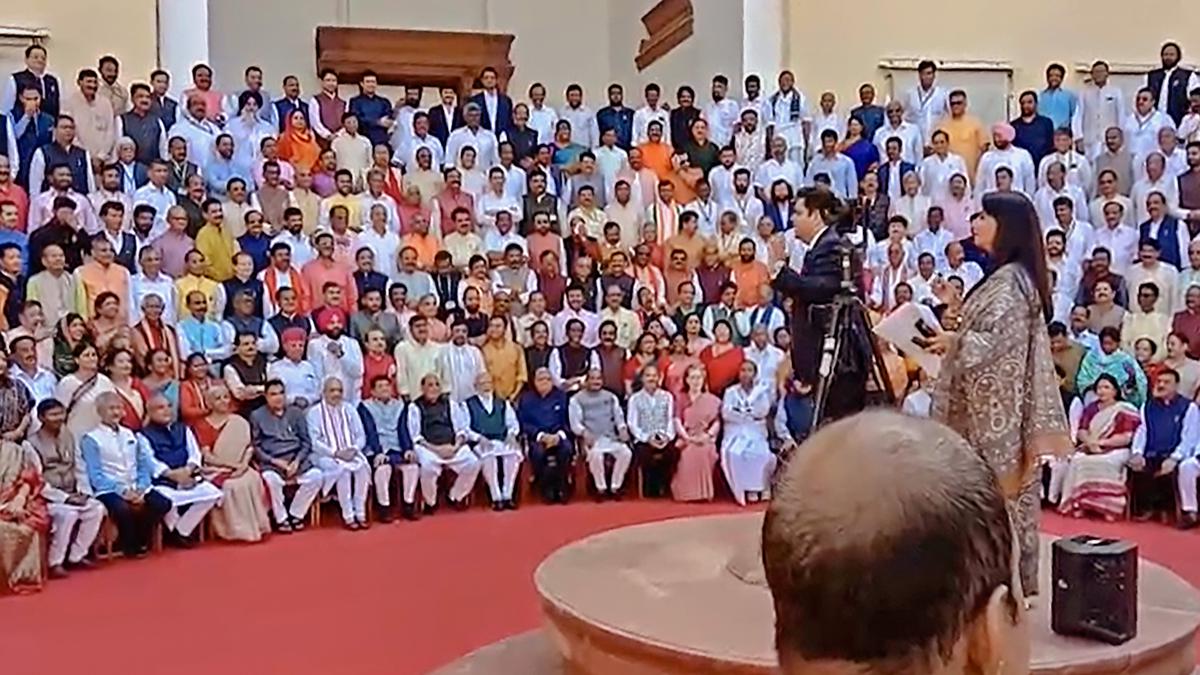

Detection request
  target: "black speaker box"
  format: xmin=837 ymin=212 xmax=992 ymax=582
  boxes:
xmin=1051 ymin=535 xmax=1138 ymax=645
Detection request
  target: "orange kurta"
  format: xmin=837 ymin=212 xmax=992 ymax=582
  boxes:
xmin=729 ymin=259 xmax=770 ymax=308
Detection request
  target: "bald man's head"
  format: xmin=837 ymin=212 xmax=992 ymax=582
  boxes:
xmin=763 ymin=411 xmax=1025 ymax=675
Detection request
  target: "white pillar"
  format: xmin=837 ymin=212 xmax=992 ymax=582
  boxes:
xmin=742 ymin=0 xmax=784 ymax=81
xmin=157 ymin=0 xmax=210 ymax=96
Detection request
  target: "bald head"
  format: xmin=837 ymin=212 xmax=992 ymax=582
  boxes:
xmin=763 ymin=411 xmax=1020 ymax=674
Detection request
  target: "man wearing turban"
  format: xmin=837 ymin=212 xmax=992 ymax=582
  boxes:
xmin=306 ymin=306 xmax=365 ymax=404
xmin=975 ymin=121 xmax=1036 ymax=196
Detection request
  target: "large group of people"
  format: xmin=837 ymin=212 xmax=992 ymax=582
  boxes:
xmin=0 ymin=36 xmax=1199 ymax=597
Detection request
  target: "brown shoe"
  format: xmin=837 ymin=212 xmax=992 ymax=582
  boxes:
xmin=49 ymin=565 xmax=68 ymax=579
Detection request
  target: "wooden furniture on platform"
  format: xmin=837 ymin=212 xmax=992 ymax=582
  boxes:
xmin=314 ymin=26 xmax=515 ymax=97
xmin=635 ymin=0 xmax=694 ymax=71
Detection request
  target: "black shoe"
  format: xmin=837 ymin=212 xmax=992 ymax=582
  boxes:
xmin=491 ymin=501 xmax=504 ymax=511
xmin=402 ymin=503 xmax=418 ymax=520
xmin=132 ymin=545 xmax=150 ymax=558
xmin=357 ymin=518 xmax=371 ymax=530
xmin=378 ymin=506 xmax=395 ymax=523
xmin=422 ymin=503 xmax=438 ymax=516
xmin=504 ymin=499 xmax=517 ymax=510
xmin=345 ymin=520 xmax=360 ymax=531
xmin=65 ymin=558 xmax=96 ymax=571
xmin=451 ymin=498 xmax=470 ymax=512
xmin=1178 ymin=512 xmax=1199 ymax=530
xmin=49 ymin=565 xmax=68 ymax=579
xmin=289 ymin=517 xmax=306 ymax=531
xmin=612 ymin=488 xmax=624 ymax=501
xmin=276 ymin=520 xmax=294 ymax=534
xmin=164 ymin=531 xmax=195 ymax=549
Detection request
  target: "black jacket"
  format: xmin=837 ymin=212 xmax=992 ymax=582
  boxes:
xmin=772 ymin=227 xmax=851 ymax=385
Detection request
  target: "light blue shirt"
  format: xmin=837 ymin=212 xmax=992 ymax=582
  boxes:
xmin=1040 ymin=87 xmax=1079 ymax=132
xmin=804 ymin=152 xmax=859 ymax=200
xmin=205 ymin=156 xmax=252 ymax=197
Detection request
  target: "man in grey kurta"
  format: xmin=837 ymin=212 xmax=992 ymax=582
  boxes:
xmin=568 ymin=369 xmax=632 ymax=497
xmin=251 ymin=381 xmax=323 ymax=532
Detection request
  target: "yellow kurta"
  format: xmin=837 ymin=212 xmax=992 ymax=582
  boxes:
xmin=394 ymin=340 xmax=443 ymax=399
xmin=175 ymin=274 xmax=222 ymax=320
xmin=936 ymin=114 xmax=988 ymax=179
xmin=480 ymin=338 xmax=527 ymax=400
xmin=73 ymin=262 xmax=131 ymax=321
xmin=195 ymin=224 xmax=236 ymax=281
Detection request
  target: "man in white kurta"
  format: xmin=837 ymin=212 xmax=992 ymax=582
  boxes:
xmin=975 ymin=123 xmax=1036 ymax=195
xmin=139 ymin=396 xmax=222 ymax=540
xmin=720 ymin=361 xmax=776 ymax=506
xmin=406 ymin=373 xmax=481 ymax=512
xmin=568 ymin=369 xmax=633 ymax=497
xmin=306 ymin=308 xmax=365 ymax=405
xmin=463 ymin=372 xmax=523 ymax=509
xmin=436 ymin=322 xmax=487 ymax=402
xmin=395 ymin=316 xmax=444 ymax=400
xmin=305 ymin=378 xmax=371 ymax=529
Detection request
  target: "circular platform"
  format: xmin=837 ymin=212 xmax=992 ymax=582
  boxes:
xmin=487 ymin=513 xmax=1199 ymax=675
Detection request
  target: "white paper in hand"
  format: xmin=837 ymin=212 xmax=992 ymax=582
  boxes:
xmin=872 ymin=302 xmax=942 ymax=378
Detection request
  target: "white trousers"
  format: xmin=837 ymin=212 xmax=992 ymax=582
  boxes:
xmin=1178 ymin=457 xmax=1200 ymax=513
xmin=315 ymin=454 xmax=370 ymax=523
xmin=46 ymin=500 xmax=105 ymax=566
xmin=1046 ymin=450 xmax=1131 ymax=504
xmin=152 ymin=482 xmax=223 ymax=536
xmin=586 ymin=438 xmax=632 ymax=492
xmin=372 ymin=463 xmax=420 ymax=506
xmin=262 ymin=467 xmax=323 ymax=523
xmin=481 ymin=455 xmax=522 ymax=501
xmin=416 ymin=445 xmax=481 ymax=506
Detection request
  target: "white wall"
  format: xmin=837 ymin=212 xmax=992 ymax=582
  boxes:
xmin=158 ymin=0 xmax=210 ymax=96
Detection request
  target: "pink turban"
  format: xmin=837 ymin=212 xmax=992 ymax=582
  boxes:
xmin=280 ymin=327 xmax=307 ymax=345
xmin=991 ymin=122 xmax=1016 ymax=143
xmin=314 ymin=307 xmax=348 ymax=334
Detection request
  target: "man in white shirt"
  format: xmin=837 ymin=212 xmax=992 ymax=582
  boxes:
xmin=805 ymin=129 xmax=858 ymax=199
xmin=768 ymin=70 xmax=811 ymax=164
xmin=633 ymin=83 xmax=671 ymax=147
xmin=445 ymin=103 xmax=500 ymax=170
xmin=722 ymin=168 xmax=765 ymax=229
xmin=559 ymin=84 xmax=599 ymax=150
xmin=1073 ymin=60 xmax=1127 ymax=159
xmin=387 ymin=85 xmax=422 ymax=152
xmin=918 ymin=130 xmax=968 ymax=200
xmin=1123 ymin=88 xmax=1176 ymax=160
xmin=913 ymin=207 xmax=954 ymax=270
xmin=1039 ymin=127 xmax=1094 ymax=192
xmin=399 ymin=111 xmax=444 ymax=170
xmin=526 ymin=82 xmax=558 ymax=145
xmin=873 ymin=101 xmax=923 ymax=166
xmin=129 ymin=247 xmax=177 ymax=324
xmin=132 ymin=159 xmax=177 ymax=233
xmin=685 ymin=178 xmax=721 ymax=237
xmin=268 ymin=329 xmax=321 ymax=406
xmin=808 ymin=92 xmax=845 ymax=158
xmin=551 ymin=284 xmax=599 ymax=347
xmin=903 ymin=60 xmax=951 ymax=148
xmin=754 ymin=136 xmax=804 ymax=197
xmin=702 ymin=75 xmax=740 ymax=148
xmin=1091 ymin=203 xmax=1139 ymax=276
xmin=975 ymin=122 xmax=1037 ymax=195
xmin=356 ymin=204 xmax=402 ymax=280
xmin=941 ymin=240 xmax=983 ymax=291
xmin=740 ymin=74 xmax=772 ymax=129
xmin=475 ymin=166 xmax=522 ymax=232
xmin=165 ymin=96 xmax=220 ymax=172
xmin=593 ymin=128 xmax=628 ymax=187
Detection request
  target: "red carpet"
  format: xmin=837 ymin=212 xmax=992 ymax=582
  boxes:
xmin=1 ymin=503 xmax=1196 ymax=675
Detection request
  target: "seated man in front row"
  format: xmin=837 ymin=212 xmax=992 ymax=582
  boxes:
xmin=250 ymin=380 xmax=324 ymax=533
xmin=359 ymin=375 xmax=420 ymax=521
xmin=140 ymin=395 xmax=222 ymax=546
xmin=517 ymin=367 xmax=574 ymax=504
xmin=1129 ymin=368 xmax=1200 ymax=528
xmin=569 ymin=368 xmax=633 ymax=500
xmin=763 ymin=410 xmax=1029 ymax=675
xmin=464 ymin=371 xmax=523 ymax=511
xmin=407 ymin=373 xmax=481 ymax=514
xmin=81 ymin=393 xmax=173 ymax=558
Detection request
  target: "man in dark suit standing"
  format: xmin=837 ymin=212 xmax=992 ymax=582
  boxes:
xmin=875 ymin=137 xmax=915 ymax=204
xmin=1147 ymin=41 xmax=1199 ymax=125
xmin=428 ymin=86 xmax=463 ymax=148
xmin=469 ymin=67 xmax=513 ymax=137
xmin=772 ymin=188 xmax=868 ymax=423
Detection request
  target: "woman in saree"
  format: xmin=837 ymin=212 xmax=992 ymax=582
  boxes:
xmin=1076 ymin=326 xmax=1148 ymax=407
xmin=663 ymin=333 xmax=699 ymax=396
xmin=276 ymin=109 xmax=321 ymax=173
xmin=924 ymin=191 xmax=1070 ymax=593
xmin=52 ymin=313 xmax=89 ymax=377
xmin=682 ymin=313 xmax=711 ymax=356
xmin=838 ymin=116 xmax=879 ymax=182
xmin=179 ymin=353 xmax=215 ymax=428
xmin=623 ymin=332 xmax=670 ymax=396
xmin=54 ymin=342 xmax=116 ymax=449
xmin=0 ymin=440 xmax=49 ymax=595
xmin=671 ymin=364 xmax=720 ymax=502
xmin=140 ymin=348 xmax=180 ymax=413
xmin=1133 ymin=337 xmax=1162 ymax=386
xmin=89 ymin=292 xmax=124 ymax=355
xmin=699 ymin=319 xmax=744 ymax=396
xmin=193 ymin=383 xmax=271 ymax=542
xmin=104 ymin=348 xmax=149 ymax=431
xmin=371 ymin=144 xmax=406 ymax=205
xmin=1054 ymin=373 xmax=1141 ymax=521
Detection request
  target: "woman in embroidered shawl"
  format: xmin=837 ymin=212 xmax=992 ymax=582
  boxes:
xmin=0 ymin=439 xmax=49 ymax=594
xmin=924 ymin=192 xmax=1070 ymax=593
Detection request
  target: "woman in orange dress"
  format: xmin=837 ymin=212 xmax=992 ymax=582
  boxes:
xmin=699 ymin=319 xmax=744 ymax=396
xmin=663 ymin=333 xmax=699 ymax=396
xmin=179 ymin=353 xmax=214 ymax=428
xmin=671 ymin=363 xmax=721 ymax=502
xmin=193 ymin=383 xmax=271 ymax=543
xmin=623 ymin=332 xmax=670 ymax=396
xmin=276 ymin=110 xmax=321 ymax=173
xmin=104 ymin=348 xmax=149 ymax=431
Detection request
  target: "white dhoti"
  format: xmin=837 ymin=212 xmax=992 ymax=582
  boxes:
xmin=261 ymin=467 xmax=324 ymax=523
xmin=1180 ymin=458 xmax=1200 ymax=513
xmin=585 ymin=437 xmax=633 ymax=492
xmin=721 ymin=425 xmax=776 ymax=506
xmin=415 ymin=445 xmax=481 ymax=506
xmin=373 ymin=462 xmax=420 ymax=506
xmin=46 ymin=499 xmax=105 ymax=566
xmin=476 ymin=438 xmax=524 ymax=501
xmin=151 ymin=481 xmax=223 ymax=536
xmin=314 ymin=454 xmax=371 ymax=523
